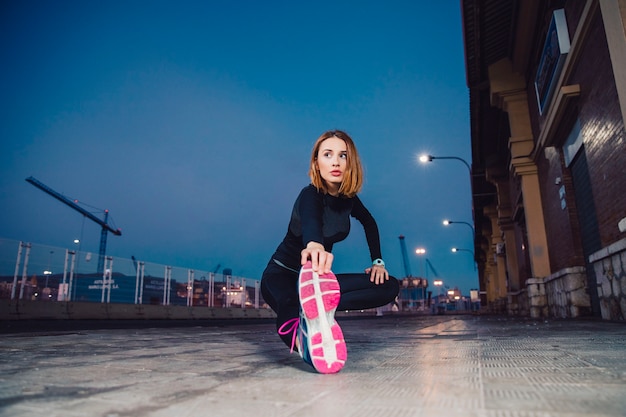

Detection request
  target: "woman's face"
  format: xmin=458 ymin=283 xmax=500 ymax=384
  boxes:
xmin=316 ymin=136 xmax=347 ymax=195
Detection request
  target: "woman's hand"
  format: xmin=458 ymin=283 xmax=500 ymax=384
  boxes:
xmin=365 ymin=264 xmax=389 ymax=285
xmin=301 ymin=241 xmax=333 ymax=274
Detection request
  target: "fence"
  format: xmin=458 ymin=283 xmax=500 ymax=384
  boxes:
xmin=0 ymin=238 xmax=264 ymax=309
xmin=0 ymin=237 xmax=453 ymax=319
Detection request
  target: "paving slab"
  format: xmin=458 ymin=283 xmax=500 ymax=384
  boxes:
xmin=1 ymin=315 xmax=625 ymax=417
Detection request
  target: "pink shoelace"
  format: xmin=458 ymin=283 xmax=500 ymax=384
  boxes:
xmin=277 ymin=317 xmax=299 ymax=353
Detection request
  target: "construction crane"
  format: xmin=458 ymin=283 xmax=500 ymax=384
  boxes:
xmin=398 ymin=235 xmax=412 ymax=278
xmin=25 ymin=176 xmax=122 ymax=274
xmin=425 ymin=258 xmax=440 ymax=279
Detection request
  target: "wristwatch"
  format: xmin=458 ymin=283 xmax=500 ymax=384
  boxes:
xmin=372 ymin=258 xmax=385 ymax=267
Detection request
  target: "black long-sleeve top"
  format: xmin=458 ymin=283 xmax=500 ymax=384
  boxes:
xmin=271 ymin=184 xmax=382 ymax=271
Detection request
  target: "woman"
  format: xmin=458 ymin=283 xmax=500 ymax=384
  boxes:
xmin=260 ymin=130 xmax=399 ymax=374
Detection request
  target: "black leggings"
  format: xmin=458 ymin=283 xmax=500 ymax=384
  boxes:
xmin=261 ymin=260 xmax=400 ymax=347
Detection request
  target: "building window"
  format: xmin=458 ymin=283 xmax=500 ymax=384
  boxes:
xmin=563 ymin=119 xmax=583 ymax=167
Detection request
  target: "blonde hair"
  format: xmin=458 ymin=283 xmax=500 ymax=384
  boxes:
xmin=308 ymin=130 xmax=363 ymax=198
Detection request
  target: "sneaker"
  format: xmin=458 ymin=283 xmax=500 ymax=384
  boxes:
xmin=297 ymin=261 xmax=347 ymax=373
xmin=277 ymin=317 xmax=300 ymax=354
xmin=277 ymin=315 xmax=316 ymax=369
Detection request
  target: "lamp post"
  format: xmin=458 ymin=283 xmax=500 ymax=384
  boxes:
xmin=419 ymin=152 xmax=477 ymax=304
xmin=415 ymin=248 xmax=426 ymax=277
xmin=443 ymin=220 xmax=476 ymax=255
xmin=415 ymin=248 xmax=426 ymax=310
xmin=419 ymin=154 xmax=471 ymax=175
xmin=451 ymin=247 xmax=477 ymax=270
xmin=433 ymin=279 xmax=443 ymax=305
xmin=73 ymin=239 xmax=81 ymax=301
xmin=420 ymin=152 xmax=475 ymax=250
xmin=451 ymin=247 xmax=474 ymax=255
xmin=443 ymin=219 xmax=475 ymax=237
xmin=419 ymin=154 xmax=473 ymax=219
xmin=43 ymin=270 xmax=52 ymax=289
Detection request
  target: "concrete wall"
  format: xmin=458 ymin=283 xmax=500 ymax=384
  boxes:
xmin=590 ymin=237 xmax=626 ymax=320
xmin=544 ymin=266 xmax=592 ymax=318
xmin=0 ymin=299 xmax=277 ymax=321
xmin=526 ymin=278 xmax=548 ymax=319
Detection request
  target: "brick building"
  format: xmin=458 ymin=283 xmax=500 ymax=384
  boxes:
xmin=461 ymin=0 xmax=626 ymax=320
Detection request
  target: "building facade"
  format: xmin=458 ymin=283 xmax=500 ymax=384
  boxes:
xmin=462 ymin=0 xmax=626 ymax=320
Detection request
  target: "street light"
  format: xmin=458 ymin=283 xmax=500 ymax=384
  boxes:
xmin=420 ymin=154 xmax=475 ymax=247
xmin=433 ymin=279 xmax=443 ymax=304
xmin=415 ymin=248 xmax=426 ymax=310
xmin=419 ymin=154 xmax=471 ymax=174
xmin=419 ymin=154 xmax=473 ymax=208
xmin=452 ymin=247 xmax=477 ymax=270
xmin=451 ymin=247 xmax=474 ymax=255
xmin=443 ymin=219 xmax=475 ymax=236
xmin=415 ymin=247 xmax=426 ymax=276
xmin=443 ymin=220 xmax=476 ymax=255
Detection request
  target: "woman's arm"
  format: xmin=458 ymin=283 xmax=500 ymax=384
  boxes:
xmin=352 ymin=196 xmax=389 ymax=285
xmin=301 ymin=241 xmax=334 ymax=274
xmin=299 ymin=187 xmax=334 ymax=273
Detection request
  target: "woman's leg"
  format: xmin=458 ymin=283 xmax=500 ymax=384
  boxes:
xmin=336 ymin=273 xmax=399 ymax=311
xmin=260 ymin=261 xmax=300 ymax=347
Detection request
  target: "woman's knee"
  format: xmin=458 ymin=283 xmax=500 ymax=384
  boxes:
xmin=388 ymin=276 xmax=399 ymax=291
xmin=385 ymin=277 xmax=400 ymax=301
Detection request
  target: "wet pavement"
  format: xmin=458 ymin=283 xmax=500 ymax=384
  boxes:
xmin=1 ymin=314 xmax=625 ymax=417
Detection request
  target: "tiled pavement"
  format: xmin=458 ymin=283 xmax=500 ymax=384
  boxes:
xmin=1 ymin=314 xmax=625 ymax=417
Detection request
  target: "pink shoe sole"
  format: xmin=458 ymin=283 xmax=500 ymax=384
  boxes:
xmin=298 ymin=261 xmax=347 ymax=373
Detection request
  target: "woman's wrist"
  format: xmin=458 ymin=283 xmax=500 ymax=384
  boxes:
xmin=306 ymin=241 xmax=325 ymax=250
xmin=372 ymin=258 xmax=385 ymax=267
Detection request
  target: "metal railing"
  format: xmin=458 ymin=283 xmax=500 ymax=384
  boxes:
xmin=0 ymin=238 xmax=265 ymax=309
xmin=0 ymin=237 xmax=454 ymax=315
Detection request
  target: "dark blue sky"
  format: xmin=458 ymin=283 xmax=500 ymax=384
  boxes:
xmin=1 ymin=1 xmax=476 ymax=293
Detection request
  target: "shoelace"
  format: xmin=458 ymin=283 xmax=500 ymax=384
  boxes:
xmin=277 ymin=317 xmax=299 ymax=353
